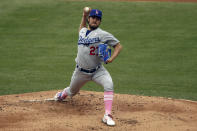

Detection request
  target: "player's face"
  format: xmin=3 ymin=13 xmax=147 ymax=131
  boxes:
xmin=88 ymin=16 xmax=101 ymax=30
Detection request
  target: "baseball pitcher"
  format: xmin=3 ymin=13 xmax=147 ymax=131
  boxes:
xmin=54 ymin=7 xmax=122 ymax=126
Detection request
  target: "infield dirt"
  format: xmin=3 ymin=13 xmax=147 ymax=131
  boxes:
xmin=0 ymin=90 xmax=197 ymax=131
xmin=1 ymin=0 xmax=197 ymax=130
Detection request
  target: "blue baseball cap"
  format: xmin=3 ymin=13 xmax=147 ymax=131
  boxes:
xmin=89 ymin=9 xmax=102 ymax=19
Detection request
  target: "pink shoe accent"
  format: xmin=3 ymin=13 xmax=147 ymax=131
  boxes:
xmin=61 ymin=89 xmax=68 ymax=99
xmin=104 ymin=91 xmax=113 ymax=115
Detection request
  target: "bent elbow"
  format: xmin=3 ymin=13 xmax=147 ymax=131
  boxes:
xmin=118 ymin=43 xmax=123 ymax=51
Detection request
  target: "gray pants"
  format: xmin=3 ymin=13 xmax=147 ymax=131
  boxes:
xmin=64 ymin=65 xmax=114 ymax=97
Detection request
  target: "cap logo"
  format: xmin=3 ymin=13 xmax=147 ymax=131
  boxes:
xmin=96 ymin=10 xmax=99 ymax=14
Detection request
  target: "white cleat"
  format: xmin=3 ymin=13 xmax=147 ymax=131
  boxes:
xmin=102 ymin=114 xmax=115 ymax=126
xmin=54 ymin=92 xmax=63 ymax=101
xmin=54 ymin=91 xmax=67 ymax=101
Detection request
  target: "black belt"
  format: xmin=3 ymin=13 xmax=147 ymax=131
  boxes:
xmin=77 ymin=65 xmax=100 ymax=73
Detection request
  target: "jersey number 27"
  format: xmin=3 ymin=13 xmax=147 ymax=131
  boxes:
xmin=89 ymin=46 xmax=98 ymax=56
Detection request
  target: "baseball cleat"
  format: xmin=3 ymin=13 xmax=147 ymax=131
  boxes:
xmin=102 ymin=114 xmax=115 ymax=126
xmin=54 ymin=92 xmax=65 ymax=101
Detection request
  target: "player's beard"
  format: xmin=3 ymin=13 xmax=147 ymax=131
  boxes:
xmin=89 ymin=24 xmax=99 ymax=30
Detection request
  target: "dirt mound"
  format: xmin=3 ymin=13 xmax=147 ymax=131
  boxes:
xmin=0 ymin=90 xmax=197 ymax=131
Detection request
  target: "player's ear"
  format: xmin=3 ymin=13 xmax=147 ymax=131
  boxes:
xmin=87 ymin=17 xmax=90 ymax=24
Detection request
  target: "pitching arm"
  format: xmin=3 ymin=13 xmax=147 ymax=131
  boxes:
xmin=79 ymin=7 xmax=91 ymax=32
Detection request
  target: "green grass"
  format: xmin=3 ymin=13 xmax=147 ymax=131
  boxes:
xmin=0 ymin=0 xmax=197 ymax=100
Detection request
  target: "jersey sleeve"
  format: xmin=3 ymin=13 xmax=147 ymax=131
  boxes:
xmin=79 ymin=27 xmax=87 ymax=36
xmin=100 ymin=31 xmax=120 ymax=47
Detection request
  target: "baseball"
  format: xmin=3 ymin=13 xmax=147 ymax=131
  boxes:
xmin=84 ymin=7 xmax=90 ymax=13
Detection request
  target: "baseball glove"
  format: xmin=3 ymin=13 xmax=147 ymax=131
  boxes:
xmin=98 ymin=44 xmax=111 ymax=64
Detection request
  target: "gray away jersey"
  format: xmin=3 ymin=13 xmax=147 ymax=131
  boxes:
xmin=75 ymin=27 xmax=120 ymax=69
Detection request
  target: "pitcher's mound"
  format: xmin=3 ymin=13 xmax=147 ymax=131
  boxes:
xmin=0 ymin=90 xmax=197 ymax=131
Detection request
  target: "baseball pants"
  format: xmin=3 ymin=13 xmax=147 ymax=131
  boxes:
xmin=64 ymin=65 xmax=114 ymax=97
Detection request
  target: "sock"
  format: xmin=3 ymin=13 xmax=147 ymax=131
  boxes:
xmin=104 ymin=91 xmax=114 ymax=115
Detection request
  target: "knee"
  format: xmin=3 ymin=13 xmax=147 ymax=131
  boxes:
xmin=104 ymin=81 xmax=114 ymax=92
